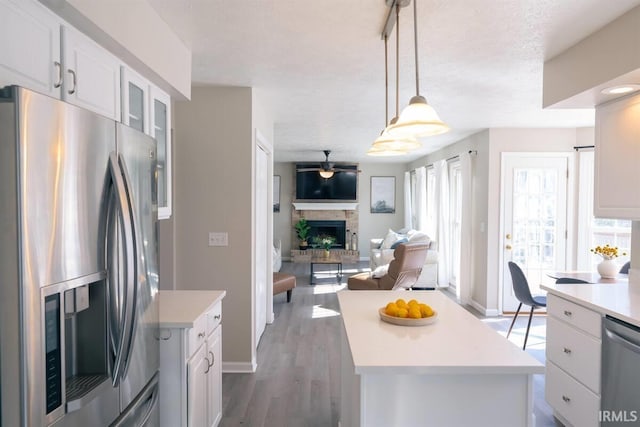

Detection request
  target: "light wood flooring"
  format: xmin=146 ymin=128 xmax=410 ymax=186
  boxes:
xmin=220 ymin=261 xmax=561 ymax=427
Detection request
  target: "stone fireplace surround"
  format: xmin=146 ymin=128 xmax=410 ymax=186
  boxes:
xmin=291 ymin=205 xmax=359 ymax=262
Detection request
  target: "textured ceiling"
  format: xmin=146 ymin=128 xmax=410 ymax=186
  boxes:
xmin=148 ymin=0 xmax=640 ymax=163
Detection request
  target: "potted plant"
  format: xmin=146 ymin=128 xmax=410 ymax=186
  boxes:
xmin=295 ymin=218 xmax=311 ymax=250
xmin=313 ymin=235 xmax=336 ymax=258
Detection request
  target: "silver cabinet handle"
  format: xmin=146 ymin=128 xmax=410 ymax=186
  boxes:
xmin=208 ymin=351 xmax=214 ymax=368
xmin=197 ymin=331 xmax=205 ymax=339
xmin=67 ymin=69 xmax=77 ymax=94
xmin=562 ymin=395 xmax=571 ymax=403
xmin=563 ymin=310 xmax=572 ymax=317
xmin=54 ymin=61 xmax=62 ymax=88
xmin=214 ymin=314 xmax=221 ymax=320
xmin=204 ymin=356 xmax=211 ymax=374
xmin=563 ymin=347 xmax=572 ymax=354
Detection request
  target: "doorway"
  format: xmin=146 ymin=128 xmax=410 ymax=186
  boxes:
xmin=501 ymin=154 xmax=569 ymax=312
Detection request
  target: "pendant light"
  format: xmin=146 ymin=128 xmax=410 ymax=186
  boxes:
xmin=386 ymin=0 xmax=449 ymax=138
xmin=369 ymin=3 xmax=419 ymax=155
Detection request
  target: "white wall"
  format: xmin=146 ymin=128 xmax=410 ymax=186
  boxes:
xmin=173 ymin=86 xmax=255 ymax=367
xmin=273 ymin=162 xmax=407 ymax=259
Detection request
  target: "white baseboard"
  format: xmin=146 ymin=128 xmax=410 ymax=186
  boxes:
xmin=222 ymin=361 xmax=257 ymax=373
xmin=468 ymin=299 xmax=500 ymax=317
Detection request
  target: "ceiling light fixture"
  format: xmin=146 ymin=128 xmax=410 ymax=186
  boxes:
xmin=601 ymin=84 xmax=640 ymax=95
xmin=319 ymin=170 xmax=334 ymax=179
xmin=386 ymin=0 xmax=449 ymax=138
xmin=368 ymin=2 xmax=418 ymax=156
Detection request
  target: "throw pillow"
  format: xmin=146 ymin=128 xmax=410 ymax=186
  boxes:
xmin=371 ymin=264 xmax=389 ymax=278
xmin=390 ymin=237 xmax=408 ymax=249
xmin=380 ymin=229 xmax=401 ymax=249
xmin=408 ymin=231 xmax=431 ymax=245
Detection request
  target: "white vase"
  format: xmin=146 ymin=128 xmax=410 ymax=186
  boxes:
xmin=597 ymin=259 xmax=618 ymax=279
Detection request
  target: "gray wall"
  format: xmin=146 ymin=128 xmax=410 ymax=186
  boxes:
xmin=172 ymin=86 xmax=256 ymax=366
xmin=274 ymin=162 xmax=407 ymax=259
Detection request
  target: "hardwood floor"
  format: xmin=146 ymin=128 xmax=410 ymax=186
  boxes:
xmin=220 ymin=261 xmax=561 ymax=427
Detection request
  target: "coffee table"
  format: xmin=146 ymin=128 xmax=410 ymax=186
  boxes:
xmin=310 ymin=253 xmax=343 ymax=285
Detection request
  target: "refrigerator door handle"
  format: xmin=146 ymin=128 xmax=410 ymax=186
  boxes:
xmin=108 ymin=152 xmax=137 ymax=386
xmin=117 ymin=153 xmax=141 ymax=379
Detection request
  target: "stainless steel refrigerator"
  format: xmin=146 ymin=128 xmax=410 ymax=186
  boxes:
xmin=0 ymin=86 xmax=160 ymax=426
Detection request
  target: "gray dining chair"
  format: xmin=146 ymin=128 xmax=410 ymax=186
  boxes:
xmin=555 ymin=277 xmax=589 ymax=284
xmin=620 ymin=261 xmax=631 ymax=274
xmin=507 ymin=262 xmax=547 ymax=350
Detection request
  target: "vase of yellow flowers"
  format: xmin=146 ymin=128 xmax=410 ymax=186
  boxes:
xmin=591 ymin=244 xmax=625 ymax=278
xmin=313 ymin=235 xmax=335 ymax=258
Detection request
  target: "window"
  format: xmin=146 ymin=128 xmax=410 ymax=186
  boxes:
xmin=426 ymin=166 xmax=437 ymax=238
xmin=448 ymin=160 xmax=462 ymax=288
xmin=410 ymin=170 xmax=417 ymax=228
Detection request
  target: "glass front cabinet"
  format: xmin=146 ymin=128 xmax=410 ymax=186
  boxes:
xmin=150 ymin=88 xmax=171 ymax=220
xmin=121 ymin=66 xmax=172 ymax=219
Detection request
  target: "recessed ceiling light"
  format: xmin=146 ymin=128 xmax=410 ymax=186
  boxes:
xmin=601 ymin=84 xmax=640 ymax=95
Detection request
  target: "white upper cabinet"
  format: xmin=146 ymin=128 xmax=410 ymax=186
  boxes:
xmin=121 ymin=67 xmax=150 ymax=134
xmin=594 ymin=92 xmax=640 ymax=219
xmin=0 ymin=0 xmax=61 ymax=97
xmin=61 ymin=25 xmax=121 ymax=120
xmin=151 ymin=87 xmax=172 ymax=219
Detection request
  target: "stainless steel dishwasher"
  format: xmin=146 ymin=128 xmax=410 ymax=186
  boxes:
xmin=601 ymin=315 xmax=640 ymax=426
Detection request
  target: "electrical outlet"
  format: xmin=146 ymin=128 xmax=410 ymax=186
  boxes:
xmin=208 ymin=232 xmax=228 ymax=247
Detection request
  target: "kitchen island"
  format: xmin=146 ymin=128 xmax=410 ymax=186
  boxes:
xmin=337 ymin=290 xmax=544 ymax=427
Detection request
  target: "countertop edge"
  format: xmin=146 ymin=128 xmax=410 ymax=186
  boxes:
xmin=541 ymin=283 xmax=640 ymax=328
xmin=158 ymin=290 xmax=226 ymax=328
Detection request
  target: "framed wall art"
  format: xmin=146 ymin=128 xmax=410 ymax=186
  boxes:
xmin=370 ymin=176 xmax=395 ymax=213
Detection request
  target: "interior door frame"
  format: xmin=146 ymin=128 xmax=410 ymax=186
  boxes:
xmin=252 ymin=129 xmax=273 ymax=359
xmin=498 ymin=152 xmax=575 ymax=314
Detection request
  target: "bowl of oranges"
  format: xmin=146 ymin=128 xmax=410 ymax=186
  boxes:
xmin=378 ymin=298 xmax=438 ymax=326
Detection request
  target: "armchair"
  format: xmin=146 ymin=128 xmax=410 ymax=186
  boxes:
xmin=370 ymin=229 xmax=438 ymax=287
xmin=348 ymin=243 xmax=429 ymax=290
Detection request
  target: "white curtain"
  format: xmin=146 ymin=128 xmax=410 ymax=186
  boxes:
xmin=415 ymin=167 xmax=427 ymax=231
xmin=435 ymin=159 xmax=450 ymax=288
xmin=458 ymin=153 xmax=474 ymax=303
xmin=404 ymin=171 xmax=413 ymax=229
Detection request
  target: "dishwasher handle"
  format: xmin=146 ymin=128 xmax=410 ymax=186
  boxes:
xmin=604 ymin=327 xmax=640 ymax=354
xmin=604 ymin=315 xmax=640 ymax=354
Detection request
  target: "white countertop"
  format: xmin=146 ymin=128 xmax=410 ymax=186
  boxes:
xmin=158 ymin=290 xmax=226 ymax=328
xmin=541 ymin=280 xmax=640 ymax=328
xmin=337 ymin=290 xmax=544 ymax=375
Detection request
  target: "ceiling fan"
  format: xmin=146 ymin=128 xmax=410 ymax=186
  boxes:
xmin=296 ymin=150 xmax=359 ymax=178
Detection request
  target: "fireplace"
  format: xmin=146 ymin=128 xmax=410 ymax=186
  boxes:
xmin=307 ymin=220 xmax=347 ymax=249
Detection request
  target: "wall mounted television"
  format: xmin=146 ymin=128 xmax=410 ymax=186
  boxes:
xmin=295 ymin=164 xmax=358 ymax=201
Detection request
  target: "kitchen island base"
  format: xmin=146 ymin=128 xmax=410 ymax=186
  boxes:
xmin=338 ymin=291 xmax=542 ymax=427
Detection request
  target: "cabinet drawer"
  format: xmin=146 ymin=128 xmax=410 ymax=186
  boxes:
xmin=548 ymin=294 xmax=601 ymax=338
xmin=546 ymin=361 xmax=599 ymax=427
xmin=187 ymin=313 xmax=207 ymax=356
xmin=206 ymin=302 xmax=222 ymax=335
xmin=547 ymin=316 xmax=601 ymax=394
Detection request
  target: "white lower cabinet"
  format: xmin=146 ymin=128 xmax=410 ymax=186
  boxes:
xmin=545 ymin=294 xmax=601 ymax=427
xmin=160 ymin=300 xmax=223 ymax=427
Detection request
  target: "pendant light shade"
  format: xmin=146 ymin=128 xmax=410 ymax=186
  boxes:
xmin=366 ymin=145 xmax=407 ymax=156
xmin=373 ymin=118 xmax=421 ymax=151
xmin=387 ymin=0 xmax=449 ymax=138
xmin=386 ymin=95 xmax=449 ymax=137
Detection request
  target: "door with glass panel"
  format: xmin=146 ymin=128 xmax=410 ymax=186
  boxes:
xmin=501 ymin=155 xmax=568 ymax=312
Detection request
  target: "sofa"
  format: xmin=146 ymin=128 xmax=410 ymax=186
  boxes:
xmin=370 ymin=229 xmax=438 ymax=287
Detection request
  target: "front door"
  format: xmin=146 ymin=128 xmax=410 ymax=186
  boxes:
xmin=501 ymin=154 xmax=569 ymax=312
